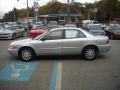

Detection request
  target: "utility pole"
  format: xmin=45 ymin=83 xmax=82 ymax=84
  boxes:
xmin=59 ymin=10 xmax=60 ymax=21
xmin=34 ymin=1 xmax=39 ymax=22
xmin=27 ymin=0 xmax=29 ymax=31
xmin=67 ymin=0 xmax=70 ymax=23
xmin=93 ymin=1 xmax=98 ymax=21
xmin=14 ymin=7 xmax=16 ymax=22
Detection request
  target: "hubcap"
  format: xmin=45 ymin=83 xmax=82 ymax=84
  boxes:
xmin=85 ymin=49 xmax=95 ymax=59
xmin=21 ymin=50 xmax=32 ymax=61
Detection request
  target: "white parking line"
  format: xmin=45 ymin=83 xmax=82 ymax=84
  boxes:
xmin=56 ymin=62 xmax=62 ymax=90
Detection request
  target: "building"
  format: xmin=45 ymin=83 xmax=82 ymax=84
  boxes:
xmin=18 ymin=17 xmax=34 ymax=22
xmin=38 ymin=13 xmax=81 ymax=23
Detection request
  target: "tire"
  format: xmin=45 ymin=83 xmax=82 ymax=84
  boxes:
xmin=110 ymin=34 xmax=114 ymax=40
xmin=12 ymin=34 xmax=16 ymax=40
xmin=82 ymin=47 xmax=98 ymax=60
xmin=19 ymin=47 xmax=35 ymax=61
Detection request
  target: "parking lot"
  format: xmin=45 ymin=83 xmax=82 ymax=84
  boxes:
xmin=0 ymin=38 xmax=120 ymax=90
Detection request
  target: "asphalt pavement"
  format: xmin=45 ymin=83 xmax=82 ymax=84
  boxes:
xmin=0 ymin=38 xmax=120 ymax=90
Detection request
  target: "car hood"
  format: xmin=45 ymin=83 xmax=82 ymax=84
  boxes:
xmin=11 ymin=39 xmax=33 ymax=45
xmin=10 ymin=38 xmax=42 ymax=46
xmin=0 ymin=29 xmax=13 ymax=34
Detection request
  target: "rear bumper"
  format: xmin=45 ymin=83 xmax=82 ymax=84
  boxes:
xmin=98 ymin=44 xmax=111 ymax=53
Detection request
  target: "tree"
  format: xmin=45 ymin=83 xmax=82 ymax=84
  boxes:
xmin=39 ymin=2 xmax=67 ymax=14
xmin=3 ymin=0 xmax=120 ymax=22
xmin=98 ymin=0 xmax=120 ymax=21
xmin=18 ymin=9 xmax=27 ymax=18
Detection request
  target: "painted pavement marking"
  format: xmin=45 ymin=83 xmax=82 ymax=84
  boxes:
xmin=49 ymin=62 xmax=62 ymax=90
xmin=0 ymin=61 xmax=38 ymax=81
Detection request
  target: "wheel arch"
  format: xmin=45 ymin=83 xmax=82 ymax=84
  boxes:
xmin=18 ymin=46 xmax=36 ymax=56
xmin=82 ymin=45 xmax=99 ymax=54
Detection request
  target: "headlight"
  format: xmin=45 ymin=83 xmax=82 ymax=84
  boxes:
xmin=9 ymin=44 xmax=17 ymax=49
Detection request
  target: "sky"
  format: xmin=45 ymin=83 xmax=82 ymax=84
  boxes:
xmin=0 ymin=0 xmax=98 ymax=19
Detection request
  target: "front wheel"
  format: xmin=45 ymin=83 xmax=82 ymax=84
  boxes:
xmin=12 ymin=34 xmax=16 ymax=40
xmin=82 ymin=47 xmax=98 ymax=60
xmin=19 ymin=47 xmax=35 ymax=61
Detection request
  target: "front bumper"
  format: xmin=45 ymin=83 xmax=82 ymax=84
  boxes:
xmin=8 ymin=48 xmax=18 ymax=56
xmin=0 ymin=34 xmax=12 ymax=39
xmin=98 ymin=44 xmax=111 ymax=53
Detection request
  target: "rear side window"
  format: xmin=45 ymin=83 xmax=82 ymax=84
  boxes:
xmin=65 ymin=29 xmax=85 ymax=39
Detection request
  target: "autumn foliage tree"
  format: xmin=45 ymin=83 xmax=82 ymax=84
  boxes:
xmin=3 ymin=0 xmax=120 ymax=22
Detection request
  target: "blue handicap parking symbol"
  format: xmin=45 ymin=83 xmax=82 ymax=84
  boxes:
xmin=0 ymin=61 xmax=38 ymax=81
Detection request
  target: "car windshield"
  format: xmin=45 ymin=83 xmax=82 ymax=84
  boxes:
xmin=20 ymin=23 xmax=28 ymax=27
xmin=111 ymin=26 xmax=120 ymax=30
xmin=32 ymin=25 xmax=43 ymax=29
xmin=93 ymin=21 xmax=99 ymax=24
xmin=48 ymin=21 xmax=57 ymax=25
xmin=32 ymin=25 xmax=49 ymax=30
xmin=3 ymin=26 xmax=16 ymax=30
xmin=64 ymin=24 xmax=76 ymax=27
xmin=88 ymin=26 xmax=102 ymax=30
xmin=33 ymin=22 xmax=43 ymax=26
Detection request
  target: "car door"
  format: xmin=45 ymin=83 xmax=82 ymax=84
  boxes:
xmin=37 ymin=30 xmax=63 ymax=55
xmin=13 ymin=27 xmax=21 ymax=37
xmin=62 ymin=29 xmax=87 ymax=55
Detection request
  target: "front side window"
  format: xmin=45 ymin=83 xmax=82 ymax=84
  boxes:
xmin=43 ymin=30 xmax=63 ymax=40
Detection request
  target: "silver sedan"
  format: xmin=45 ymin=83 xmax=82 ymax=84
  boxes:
xmin=8 ymin=27 xmax=111 ymax=61
xmin=0 ymin=26 xmax=25 ymax=40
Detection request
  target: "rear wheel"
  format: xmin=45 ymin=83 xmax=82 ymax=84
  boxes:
xmin=19 ymin=47 xmax=35 ymax=61
xmin=82 ymin=47 xmax=98 ymax=60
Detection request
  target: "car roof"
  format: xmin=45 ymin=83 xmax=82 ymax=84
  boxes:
xmin=49 ymin=27 xmax=94 ymax=37
xmin=51 ymin=27 xmax=80 ymax=31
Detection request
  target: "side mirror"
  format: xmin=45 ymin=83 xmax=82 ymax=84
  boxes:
xmin=41 ymin=36 xmax=51 ymax=41
xmin=41 ymin=37 xmax=46 ymax=41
